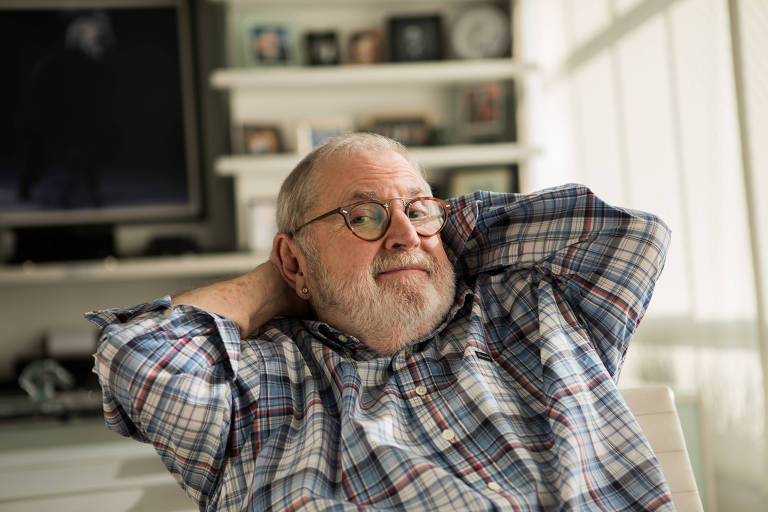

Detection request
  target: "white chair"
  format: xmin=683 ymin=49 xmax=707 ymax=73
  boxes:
xmin=621 ymin=386 xmax=704 ymax=511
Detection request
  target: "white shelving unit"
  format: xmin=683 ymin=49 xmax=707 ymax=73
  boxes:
xmin=211 ymin=0 xmax=537 ymax=251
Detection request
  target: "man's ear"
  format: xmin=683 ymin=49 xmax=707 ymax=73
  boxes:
xmin=272 ymin=233 xmax=308 ymax=297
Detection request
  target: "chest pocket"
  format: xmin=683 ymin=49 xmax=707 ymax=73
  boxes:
xmin=456 ymin=344 xmax=552 ymax=446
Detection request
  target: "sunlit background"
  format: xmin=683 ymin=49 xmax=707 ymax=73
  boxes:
xmin=521 ymin=1 xmax=767 ymax=510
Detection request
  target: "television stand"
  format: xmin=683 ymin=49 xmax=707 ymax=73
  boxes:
xmin=10 ymin=225 xmax=116 ymax=263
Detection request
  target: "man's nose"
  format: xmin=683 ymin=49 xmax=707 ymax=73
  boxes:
xmin=383 ymin=206 xmax=420 ymax=250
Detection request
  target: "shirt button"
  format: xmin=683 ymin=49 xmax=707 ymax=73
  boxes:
xmin=338 ymin=335 xmax=347 ymax=343
xmin=415 ymin=385 xmax=428 ymax=396
xmin=441 ymin=428 xmax=455 ymax=441
xmin=487 ymin=481 xmax=502 ymax=493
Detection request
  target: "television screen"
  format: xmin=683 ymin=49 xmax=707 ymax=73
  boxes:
xmin=0 ymin=0 xmax=200 ymax=229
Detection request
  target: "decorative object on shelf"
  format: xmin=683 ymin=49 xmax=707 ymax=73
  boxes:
xmin=305 ymin=31 xmax=340 ymax=66
xmin=296 ymin=117 xmax=354 ymax=154
xmin=388 ymin=14 xmax=444 ymax=62
xmin=239 ymin=17 xmax=295 ymax=66
xmin=456 ymin=81 xmax=507 ymax=143
xmin=450 ymin=4 xmax=511 ymax=59
xmin=242 ymin=125 xmax=283 ymax=154
xmin=361 ymin=114 xmax=433 ymax=147
xmin=448 ymin=166 xmax=516 ymax=197
xmin=348 ymin=29 xmax=385 ymax=64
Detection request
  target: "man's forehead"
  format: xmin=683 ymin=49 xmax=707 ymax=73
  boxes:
xmin=316 ymin=149 xmax=430 ymax=201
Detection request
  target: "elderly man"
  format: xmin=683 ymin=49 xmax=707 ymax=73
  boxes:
xmin=88 ymin=133 xmax=673 ymax=511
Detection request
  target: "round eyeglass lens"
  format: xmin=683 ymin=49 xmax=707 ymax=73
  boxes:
xmin=348 ymin=202 xmax=388 ymax=239
xmin=408 ymin=199 xmax=445 ymax=235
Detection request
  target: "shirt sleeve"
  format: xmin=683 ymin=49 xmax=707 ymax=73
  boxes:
xmin=442 ymin=183 xmax=671 ymax=378
xmin=85 ymin=296 xmax=247 ymax=507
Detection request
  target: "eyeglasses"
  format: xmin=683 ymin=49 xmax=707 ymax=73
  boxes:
xmin=293 ymin=197 xmax=453 ymax=242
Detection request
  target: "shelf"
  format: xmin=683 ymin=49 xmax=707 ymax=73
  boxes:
xmin=215 ymin=142 xmax=539 ymax=178
xmin=0 ymin=252 xmax=267 ymax=285
xmin=410 ymin=143 xmax=539 ymax=168
xmin=211 ymin=0 xmax=483 ymax=5
xmin=210 ymin=59 xmax=536 ymax=89
xmin=216 ymin=152 xmax=302 ymax=177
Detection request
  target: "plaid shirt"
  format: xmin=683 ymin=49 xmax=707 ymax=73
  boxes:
xmin=88 ymin=184 xmax=674 ymax=511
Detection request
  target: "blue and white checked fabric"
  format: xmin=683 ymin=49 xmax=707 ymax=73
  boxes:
xmin=88 ymin=184 xmax=674 ymax=511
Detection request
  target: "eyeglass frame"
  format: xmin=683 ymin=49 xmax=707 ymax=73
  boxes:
xmin=291 ymin=196 xmax=454 ymax=242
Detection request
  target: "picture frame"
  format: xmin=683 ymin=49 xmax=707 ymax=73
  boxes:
xmin=448 ymin=166 xmax=516 ymax=197
xmin=296 ymin=117 xmax=354 ymax=154
xmin=242 ymin=125 xmax=283 ymax=154
xmin=456 ymin=81 xmax=507 ymax=143
xmin=361 ymin=114 xmax=433 ymax=147
xmin=388 ymin=15 xmax=444 ymax=62
xmin=305 ymin=31 xmax=340 ymax=66
xmin=348 ymin=29 xmax=384 ymax=64
xmin=239 ymin=17 xmax=295 ymax=66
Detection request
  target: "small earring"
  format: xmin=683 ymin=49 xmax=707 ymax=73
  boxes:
xmin=301 ymin=287 xmax=309 ymax=295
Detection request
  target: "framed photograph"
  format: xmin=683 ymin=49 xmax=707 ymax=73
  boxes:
xmin=239 ymin=17 xmax=295 ymax=66
xmin=296 ymin=117 xmax=354 ymax=154
xmin=242 ymin=125 xmax=282 ymax=154
xmin=456 ymin=81 xmax=507 ymax=142
xmin=448 ymin=166 xmax=516 ymax=197
xmin=348 ymin=29 xmax=384 ymax=64
xmin=305 ymin=31 xmax=340 ymax=66
xmin=388 ymin=15 xmax=444 ymax=62
xmin=362 ymin=114 xmax=433 ymax=147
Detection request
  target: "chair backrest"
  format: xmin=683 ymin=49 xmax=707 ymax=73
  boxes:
xmin=620 ymin=385 xmax=704 ymax=512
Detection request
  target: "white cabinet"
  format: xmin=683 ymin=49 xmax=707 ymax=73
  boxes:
xmin=0 ymin=419 xmax=194 ymax=512
xmin=210 ymin=0 xmax=538 ymax=250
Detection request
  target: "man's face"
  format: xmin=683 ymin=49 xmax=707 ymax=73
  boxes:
xmin=300 ymin=148 xmax=456 ymax=354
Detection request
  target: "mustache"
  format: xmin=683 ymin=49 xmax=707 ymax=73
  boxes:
xmin=370 ymin=252 xmax=437 ymax=275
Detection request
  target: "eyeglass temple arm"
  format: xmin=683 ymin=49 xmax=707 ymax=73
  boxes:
xmin=293 ymin=208 xmax=343 ymax=234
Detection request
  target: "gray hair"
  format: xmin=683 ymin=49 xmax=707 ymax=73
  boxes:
xmin=275 ymin=132 xmax=429 ymax=242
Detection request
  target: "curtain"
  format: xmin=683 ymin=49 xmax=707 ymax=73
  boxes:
xmin=521 ymin=0 xmax=766 ymax=509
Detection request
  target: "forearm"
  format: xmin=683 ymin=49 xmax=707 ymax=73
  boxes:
xmin=444 ymin=184 xmax=669 ymax=279
xmin=172 ymin=261 xmax=298 ymax=337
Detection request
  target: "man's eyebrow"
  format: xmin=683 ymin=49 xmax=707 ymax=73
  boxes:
xmin=348 ymin=188 xmax=427 ymax=201
xmin=351 ymin=191 xmax=377 ymax=200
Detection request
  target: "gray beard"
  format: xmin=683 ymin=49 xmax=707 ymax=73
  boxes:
xmin=307 ymin=250 xmax=456 ymax=354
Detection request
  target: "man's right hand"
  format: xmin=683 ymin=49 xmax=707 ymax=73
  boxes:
xmin=172 ymin=261 xmax=312 ymax=338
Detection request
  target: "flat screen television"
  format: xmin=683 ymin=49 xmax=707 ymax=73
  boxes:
xmin=0 ymin=0 xmax=201 ymax=262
